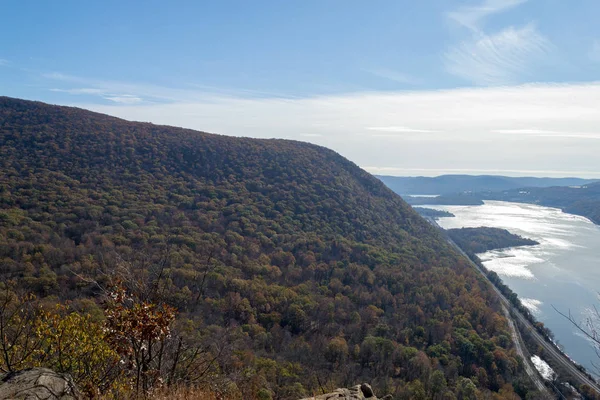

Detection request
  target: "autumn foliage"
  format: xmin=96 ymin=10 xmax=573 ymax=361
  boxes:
xmin=0 ymin=97 xmax=545 ymax=399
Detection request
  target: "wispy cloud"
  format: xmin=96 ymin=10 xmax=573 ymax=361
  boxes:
xmin=77 ymin=82 xmax=600 ymax=138
xmin=448 ymin=0 xmax=529 ymax=32
xmin=42 ymin=71 xmax=295 ymax=104
xmin=43 ymin=72 xmax=87 ymax=83
xmin=364 ymin=68 xmax=421 ymax=85
xmin=50 ymin=88 xmax=106 ymax=95
xmin=589 ymin=40 xmax=600 ymax=63
xmin=444 ymin=0 xmax=551 ymax=86
xmin=50 ymin=87 xmax=143 ymax=104
xmin=445 ymin=24 xmax=552 ymax=85
xmin=45 ymin=73 xmax=155 ymax=104
xmin=103 ymin=95 xmax=143 ymax=104
xmin=0 ymin=59 xmax=8 ymax=66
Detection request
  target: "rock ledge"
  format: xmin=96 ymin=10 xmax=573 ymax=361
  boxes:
xmin=0 ymin=368 xmax=80 ymax=400
xmin=300 ymin=383 xmax=391 ymax=400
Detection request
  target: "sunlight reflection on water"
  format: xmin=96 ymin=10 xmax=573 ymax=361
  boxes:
xmin=426 ymin=201 xmax=592 ymax=279
xmin=421 ymin=200 xmax=600 ymax=374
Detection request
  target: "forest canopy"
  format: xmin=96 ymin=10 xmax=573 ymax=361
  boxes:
xmin=0 ymin=97 xmax=539 ymax=399
xmin=447 ymin=227 xmax=539 ymax=255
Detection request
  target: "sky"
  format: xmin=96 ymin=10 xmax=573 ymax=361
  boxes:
xmin=2 ymin=0 xmax=600 ymax=178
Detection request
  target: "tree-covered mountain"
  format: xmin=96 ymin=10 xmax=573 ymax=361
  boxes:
xmin=377 ymin=174 xmax=596 ymax=196
xmin=0 ymin=97 xmax=540 ymax=398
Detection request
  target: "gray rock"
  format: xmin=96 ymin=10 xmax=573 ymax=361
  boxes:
xmin=299 ymin=383 xmax=391 ymax=400
xmin=0 ymin=368 xmax=80 ymax=400
xmin=360 ymin=383 xmax=374 ymax=398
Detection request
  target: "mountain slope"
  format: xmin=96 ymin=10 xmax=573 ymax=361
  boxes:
xmin=0 ymin=97 xmax=534 ymax=398
xmin=377 ymin=174 xmax=596 ymax=196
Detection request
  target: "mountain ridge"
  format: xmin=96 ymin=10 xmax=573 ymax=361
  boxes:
xmin=377 ymin=174 xmax=598 ymax=196
xmin=0 ymin=97 xmax=538 ymax=398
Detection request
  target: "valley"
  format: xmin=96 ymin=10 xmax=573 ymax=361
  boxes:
xmin=4 ymin=1 xmax=600 ymax=398
xmin=396 ymin=178 xmax=600 ymax=226
xmin=421 ymin=201 xmax=600 ymax=387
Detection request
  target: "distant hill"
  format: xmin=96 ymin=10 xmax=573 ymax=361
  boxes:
xmin=404 ymin=193 xmax=484 ymax=206
xmin=377 ymin=174 xmax=597 ymax=196
xmin=0 ymin=97 xmax=535 ymax=398
xmin=447 ymin=227 xmax=539 ymax=254
xmin=388 ymin=176 xmax=600 ymax=225
xmin=482 ymin=182 xmax=600 ymax=225
xmin=413 ymin=207 xmax=455 ymax=219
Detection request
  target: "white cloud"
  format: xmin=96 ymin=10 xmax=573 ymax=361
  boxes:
xmin=445 ymin=24 xmax=552 ymax=85
xmin=445 ymin=0 xmax=551 ymax=86
xmin=62 ymin=81 xmax=600 ymax=178
xmin=0 ymin=59 xmax=8 ymax=66
xmin=43 ymin=72 xmax=85 ymax=82
xmin=589 ymin=40 xmax=600 ymax=63
xmin=46 ymin=74 xmax=147 ymax=104
xmin=103 ymin=95 xmax=143 ymax=104
xmin=51 ymin=88 xmax=106 ymax=95
xmin=43 ymin=71 xmax=287 ymax=103
xmin=50 ymin=87 xmax=143 ymax=104
xmin=448 ymin=0 xmax=529 ymax=31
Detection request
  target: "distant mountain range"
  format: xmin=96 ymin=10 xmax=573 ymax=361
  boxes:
xmin=376 ymin=174 xmax=598 ymax=196
xmin=482 ymin=182 xmax=600 ymax=225
xmin=379 ymin=174 xmax=600 ymax=225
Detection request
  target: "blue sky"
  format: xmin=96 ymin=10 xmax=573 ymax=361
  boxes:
xmin=2 ymin=0 xmax=600 ymax=177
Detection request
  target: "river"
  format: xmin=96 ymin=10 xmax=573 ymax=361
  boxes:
xmin=424 ymin=200 xmax=600 ymax=374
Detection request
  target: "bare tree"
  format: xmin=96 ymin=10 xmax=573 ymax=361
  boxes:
xmin=96 ymin=248 xmax=237 ymax=396
xmin=0 ymin=288 xmax=44 ymax=373
xmin=554 ymin=305 xmax=600 ymax=372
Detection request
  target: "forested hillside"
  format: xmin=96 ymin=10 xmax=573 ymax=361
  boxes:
xmin=413 ymin=207 xmax=455 ymax=219
xmin=447 ymin=228 xmax=539 ymax=254
xmin=0 ymin=97 xmax=539 ymax=399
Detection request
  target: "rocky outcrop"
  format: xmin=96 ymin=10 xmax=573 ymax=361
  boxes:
xmin=300 ymin=383 xmax=391 ymax=400
xmin=0 ymin=368 xmax=80 ymax=400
